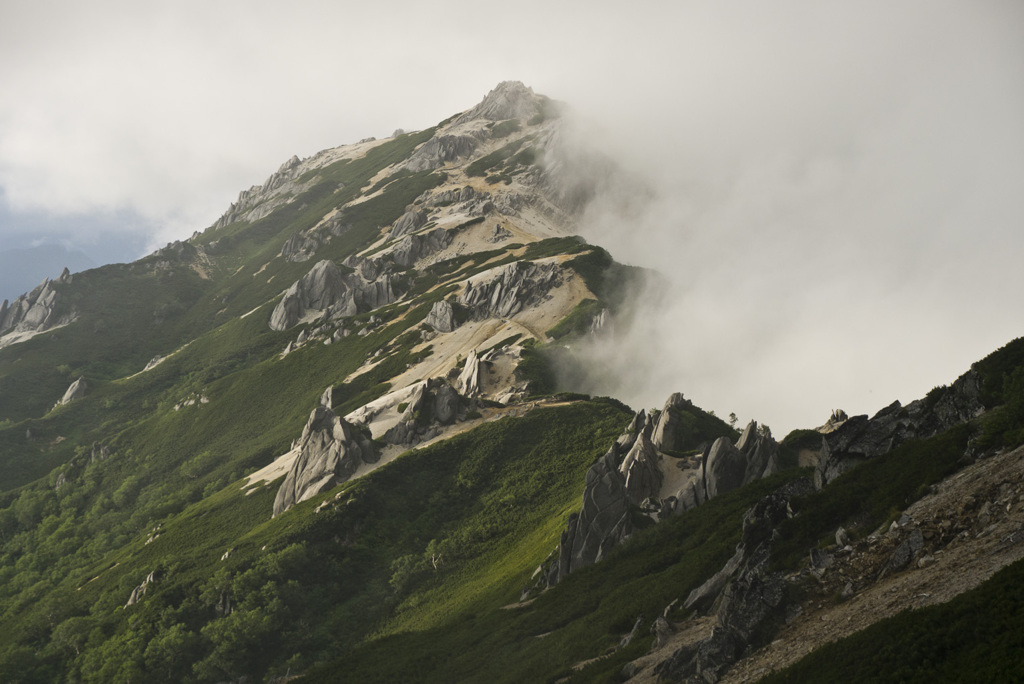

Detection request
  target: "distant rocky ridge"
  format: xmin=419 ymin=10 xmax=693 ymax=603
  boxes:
xmin=813 ymin=367 xmax=986 ymax=488
xmin=0 ymin=267 xmax=75 ymax=345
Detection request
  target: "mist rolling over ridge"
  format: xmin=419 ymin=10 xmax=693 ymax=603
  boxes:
xmin=552 ymin=3 xmax=1024 ymax=432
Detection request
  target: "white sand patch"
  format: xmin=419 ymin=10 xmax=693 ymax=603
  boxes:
xmin=240 ymin=304 xmax=264 ymax=319
xmin=344 ymin=381 xmax=428 ymax=439
xmin=657 ymin=459 xmax=702 ymax=502
xmin=367 ymin=318 xmax=527 ymax=391
xmin=0 ymin=321 xmax=73 ymax=350
xmin=243 ymin=446 xmax=300 ymax=492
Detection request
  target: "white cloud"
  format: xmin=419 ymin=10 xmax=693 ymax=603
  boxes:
xmin=0 ymin=0 xmax=1021 ymax=429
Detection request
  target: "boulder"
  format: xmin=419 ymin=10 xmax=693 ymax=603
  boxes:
xmin=59 ymin=377 xmax=88 ymax=406
xmin=432 ymin=383 xmax=460 ymax=425
xmin=457 ymin=350 xmax=484 ymax=397
xmin=269 ymin=260 xmax=347 ymax=331
xmin=425 ymin=300 xmax=458 ymax=333
xmin=405 ymin=135 xmax=478 ymax=172
xmin=391 ymin=227 xmax=453 ymax=268
xmin=651 ymin=392 xmax=688 ymax=452
xmin=390 ymin=210 xmax=427 ymax=239
xmin=273 ymin=406 xmax=376 ymax=516
xmin=618 ymin=431 xmax=662 ymax=505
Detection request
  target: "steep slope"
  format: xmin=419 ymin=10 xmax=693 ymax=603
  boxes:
xmin=0 ymin=81 xmax=1022 ymax=684
xmin=0 ymin=81 xmax=645 ymax=682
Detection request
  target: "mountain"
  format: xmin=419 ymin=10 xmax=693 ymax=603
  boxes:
xmin=0 ymin=244 xmax=96 ymax=305
xmin=1 ymin=81 xmax=1023 ymax=683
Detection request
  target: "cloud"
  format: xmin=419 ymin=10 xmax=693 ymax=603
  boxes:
xmin=0 ymin=0 xmax=1021 ymax=430
xmin=562 ymin=1 xmax=1024 ymax=431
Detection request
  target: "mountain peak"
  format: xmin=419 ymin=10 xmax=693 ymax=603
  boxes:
xmin=455 ymin=80 xmax=542 ymax=124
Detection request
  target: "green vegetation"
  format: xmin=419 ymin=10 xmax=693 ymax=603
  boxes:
xmin=0 ymin=401 xmax=629 ymax=682
xmin=760 ymin=557 xmax=1024 ymax=683
xmin=465 ymin=136 xmax=534 ymax=177
xmin=489 ymin=119 xmax=521 ymax=138
xmin=303 ymin=469 xmax=806 ymax=683
xmin=771 ymin=424 xmax=971 ymax=570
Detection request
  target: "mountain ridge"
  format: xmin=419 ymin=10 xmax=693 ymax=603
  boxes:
xmin=0 ymin=82 xmax=1022 ymax=683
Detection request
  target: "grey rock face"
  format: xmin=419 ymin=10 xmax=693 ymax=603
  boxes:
xmin=269 ymin=260 xmax=346 ymax=331
xmin=705 ymin=437 xmax=748 ymax=499
xmin=425 ymin=300 xmax=458 ymax=333
xmin=0 ymin=267 xmax=75 ymax=339
xmin=405 ymin=135 xmax=478 ymax=172
xmin=273 ymin=407 xmax=377 ymax=516
xmin=454 ymin=81 xmax=542 ymax=125
xmin=58 ymin=377 xmax=88 ymax=406
xmin=429 ymin=186 xmax=484 ymax=207
xmin=212 ymin=155 xmax=304 ymax=230
xmin=546 ymin=402 xmax=783 ymax=588
xmin=124 ymin=570 xmax=159 ymax=608
xmin=547 ymin=445 xmax=635 ymax=586
xmin=653 ymin=478 xmax=814 ymax=683
xmin=390 ymin=227 xmax=453 ymax=268
xmin=816 ymin=368 xmax=985 ymax=487
xmin=619 ymin=431 xmax=663 ymax=505
xmin=269 ymin=257 xmax=406 ymax=331
xmin=456 ymin=350 xmax=483 ymax=397
xmin=458 ymin=261 xmax=562 ymax=321
xmin=651 ymin=392 xmax=688 ymax=452
xmin=545 ymin=410 xmax=661 ymax=586
xmin=381 ymin=379 xmax=464 ymax=447
xmin=390 ymin=210 xmax=427 ymax=239
xmin=280 ymin=232 xmax=323 ymax=262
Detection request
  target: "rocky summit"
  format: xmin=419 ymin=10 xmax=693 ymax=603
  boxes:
xmin=0 ymin=82 xmax=1022 ymax=683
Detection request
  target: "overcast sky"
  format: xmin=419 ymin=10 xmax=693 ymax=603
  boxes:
xmin=2 ymin=1 xmax=1022 ymax=432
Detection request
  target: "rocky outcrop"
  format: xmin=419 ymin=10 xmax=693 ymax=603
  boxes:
xmin=0 ymin=267 xmax=75 ymax=339
xmin=390 ymin=227 xmax=453 ymax=268
xmin=390 ymin=210 xmax=427 ymax=239
xmin=381 ymin=379 xmax=463 ymax=447
xmin=458 ymin=261 xmax=562 ymax=321
xmin=404 ymin=134 xmax=478 ymax=172
xmin=58 ymin=377 xmax=87 ymax=406
xmin=543 ymin=404 xmax=783 ymax=589
xmin=273 ymin=406 xmax=377 ymax=516
xmin=428 ymin=186 xmax=484 ymax=207
xmin=547 ymin=443 xmax=635 ymax=586
xmin=425 ymin=300 xmax=458 ymax=333
xmin=454 ymin=81 xmax=542 ymax=125
xmin=488 ymin=223 xmax=513 ymax=243
xmin=456 ymin=350 xmax=484 ymax=397
xmin=814 ymin=368 xmax=986 ymax=488
xmin=545 ymin=409 xmax=665 ymax=586
xmin=280 ymin=232 xmax=323 ymax=262
xmin=269 ymin=258 xmax=405 ymax=330
xmin=619 ymin=429 xmax=663 ymax=505
xmin=269 ymin=260 xmax=346 ymax=330
xmin=652 ymin=479 xmax=815 ymax=683
xmin=651 ymin=393 xmax=694 ymax=453
xmin=680 ymin=421 xmax=779 ymax=511
xmin=212 ymin=155 xmax=305 ymax=229
xmin=124 ymin=570 xmax=159 ymax=608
